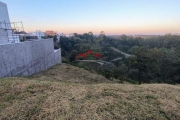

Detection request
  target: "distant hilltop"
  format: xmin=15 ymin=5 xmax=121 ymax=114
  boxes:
xmin=108 ymin=33 xmax=180 ymax=39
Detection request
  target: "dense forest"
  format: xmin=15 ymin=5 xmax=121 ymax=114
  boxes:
xmin=56 ymin=32 xmax=180 ymax=84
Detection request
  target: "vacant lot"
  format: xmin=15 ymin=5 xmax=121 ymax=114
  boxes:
xmin=0 ymin=63 xmax=180 ymax=120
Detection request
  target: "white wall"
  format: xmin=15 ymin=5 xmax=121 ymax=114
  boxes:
xmin=0 ymin=1 xmax=12 ymax=44
xmin=0 ymin=29 xmax=8 ymax=44
xmin=0 ymin=1 xmax=10 ymax=25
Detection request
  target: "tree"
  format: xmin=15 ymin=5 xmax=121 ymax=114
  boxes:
xmin=113 ymin=64 xmax=128 ymax=83
xmin=88 ymin=32 xmax=94 ymax=43
xmin=100 ymin=31 xmax=105 ymax=36
xmin=69 ymin=50 xmax=78 ymax=62
xmin=53 ymin=35 xmax=58 ymax=43
xmin=129 ymin=47 xmax=149 ymax=84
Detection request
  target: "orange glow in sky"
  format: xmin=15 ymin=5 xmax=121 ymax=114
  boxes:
xmin=2 ymin=0 xmax=180 ymax=35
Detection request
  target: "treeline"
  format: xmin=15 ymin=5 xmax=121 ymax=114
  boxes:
xmin=58 ymin=33 xmax=180 ymax=84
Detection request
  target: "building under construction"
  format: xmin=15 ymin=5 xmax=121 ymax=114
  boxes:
xmin=0 ymin=1 xmax=25 ymax=44
xmin=0 ymin=1 xmax=61 ymax=77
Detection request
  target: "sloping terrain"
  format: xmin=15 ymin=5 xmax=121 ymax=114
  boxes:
xmin=31 ymin=63 xmax=113 ymax=84
xmin=0 ymin=63 xmax=180 ymax=120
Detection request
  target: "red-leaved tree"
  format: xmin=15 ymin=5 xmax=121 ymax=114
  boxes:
xmin=75 ymin=50 xmax=103 ymax=59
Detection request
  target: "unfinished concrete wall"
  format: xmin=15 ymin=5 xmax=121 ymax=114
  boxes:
xmin=0 ymin=1 xmax=10 ymax=24
xmin=0 ymin=38 xmax=61 ymax=77
xmin=0 ymin=29 xmax=8 ymax=44
xmin=0 ymin=1 xmax=11 ymax=44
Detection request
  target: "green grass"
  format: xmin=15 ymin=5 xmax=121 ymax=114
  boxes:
xmin=0 ymin=63 xmax=180 ymax=120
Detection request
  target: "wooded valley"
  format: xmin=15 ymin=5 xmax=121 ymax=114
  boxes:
xmin=57 ymin=32 xmax=180 ymax=84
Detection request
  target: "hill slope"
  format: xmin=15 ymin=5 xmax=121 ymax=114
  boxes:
xmin=0 ymin=63 xmax=180 ymax=120
xmin=31 ymin=63 xmax=113 ymax=84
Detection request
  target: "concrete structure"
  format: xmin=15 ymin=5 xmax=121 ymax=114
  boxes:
xmin=61 ymin=33 xmax=74 ymax=37
xmin=0 ymin=29 xmax=8 ymax=44
xmin=0 ymin=1 xmax=62 ymax=78
xmin=0 ymin=39 xmax=61 ymax=77
xmin=0 ymin=1 xmax=20 ymax=44
xmin=0 ymin=1 xmax=10 ymax=44
xmin=0 ymin=1 xmax=10 ymax=25
xmin=29 ymin=30 xmax=45 ymax=39
xmin=18 ymin=31 xmax=46 ymax=41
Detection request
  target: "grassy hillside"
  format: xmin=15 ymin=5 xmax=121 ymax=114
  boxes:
xmin=0 ymin=63 xmax=180 ymax=120
xmin=31 ymin=63 xmax=113 ymax=84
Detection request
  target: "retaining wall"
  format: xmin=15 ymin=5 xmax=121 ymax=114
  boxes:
xmin=0 ymin=38 xmax=61 ymax=77
xmin=0 ymin=29 xmax=8 ymax=44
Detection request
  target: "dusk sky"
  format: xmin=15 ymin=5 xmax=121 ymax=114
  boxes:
xmin=1 ymin=0 xmax=180 ymax=35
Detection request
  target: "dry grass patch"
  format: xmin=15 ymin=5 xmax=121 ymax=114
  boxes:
xmin=0 ymin=64 xmax=180 ymax=120
xmin=31 ymin=63 xmax=113 ymax=84
xmin=0 ymin=78 xmax=180 ymax=120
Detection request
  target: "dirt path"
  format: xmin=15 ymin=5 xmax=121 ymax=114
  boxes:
xmin=77 ymin=48 xmax=131 ymax=64
xmin=76 ymin=60 xmax=111 ymax=65
xmin=110 ymin=57 xmax=122 ymax=62
xmin=110 ymin=47 xmax=132 ymax=58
